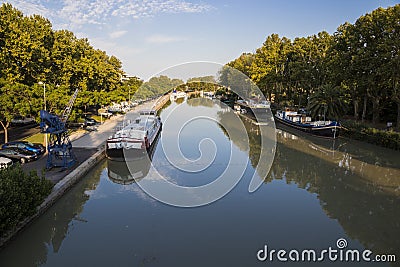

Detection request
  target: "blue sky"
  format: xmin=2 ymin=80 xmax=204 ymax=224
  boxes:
xmin=3 ymin=0 xmax=398 ymax=80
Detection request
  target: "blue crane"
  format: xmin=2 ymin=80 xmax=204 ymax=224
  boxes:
xmin=40 ymin=89 xmax=79 ymax=170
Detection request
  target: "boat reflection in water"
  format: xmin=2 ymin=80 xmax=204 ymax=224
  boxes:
xmin=107 ymin=133 xmax=159 ymax=185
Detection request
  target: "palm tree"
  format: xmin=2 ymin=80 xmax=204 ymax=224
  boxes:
xmin=308 ymin=84 xmax=347 ymax=120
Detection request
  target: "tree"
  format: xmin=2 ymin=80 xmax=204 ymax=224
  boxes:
xmin=331 ymin=22 xmax=362 ymax=119
xmin=383 ymin=5 xmax=400 ymax=129
xmin=141 ymin=75 xmax=183 ymax=96
xmin=251 ymin=34 xmax=291 ymax=103
xmin=218 ymin=65 xmax=254 ymax=99
xmin=0 ymin=3 xmax=128 ymax=126
xmin=0 ymin=81 xmax=32 ymax=143
xmin=186 ymin=76 xmax=217 ymax=91
xmin=288 ymin=32 xmax=333 ymax=107
xmin=307 ymin=84 xmax=347 ymax=120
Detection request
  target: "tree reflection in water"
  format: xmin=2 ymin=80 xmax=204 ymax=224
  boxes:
xmin=223 ymin=112 xmax=400 ymax=260
xmin=0 ymin=161 xmax=105 ymax=267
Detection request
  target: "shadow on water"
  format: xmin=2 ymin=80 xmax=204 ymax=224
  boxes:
xmin=1 ymin=98 xmax=399 ymax=266
xmin=106 ymin=133 xmax=160 ymax=185
xmin=0 ymin=161 xmax=105 ymax=267
xmin=273 ymin=131 xmax=399 ymax=257
xmin=231 ymin=115 xmax=400 ymax=260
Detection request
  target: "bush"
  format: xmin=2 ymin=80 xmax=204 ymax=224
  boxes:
xmin=0 ymin=164 xmax=53 ymax=234
xmin=342 ymin=121 xmax=400 ymax=150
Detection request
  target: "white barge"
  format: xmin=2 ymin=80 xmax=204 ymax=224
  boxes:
xmin=105 ymin=110 xmax=162 ymax=161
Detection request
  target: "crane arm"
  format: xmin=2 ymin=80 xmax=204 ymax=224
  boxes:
xmin=61 ymin=88 xmax=79 ymax=123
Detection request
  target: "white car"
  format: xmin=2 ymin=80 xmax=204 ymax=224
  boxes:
xmin=0 ymin=157 xmax=13 ymax=169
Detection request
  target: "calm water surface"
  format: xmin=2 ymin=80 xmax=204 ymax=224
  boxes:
xmin=0 ymin=99 xmax=399 ymax=267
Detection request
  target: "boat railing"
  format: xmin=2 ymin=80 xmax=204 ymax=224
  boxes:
xmin=311 ymin=120 xmax=333 ymax=126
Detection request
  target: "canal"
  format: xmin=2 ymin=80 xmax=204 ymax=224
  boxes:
xmin=0 ymin=98 xmax=399 ymax=266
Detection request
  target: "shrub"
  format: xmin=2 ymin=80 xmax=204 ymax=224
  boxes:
xmin=0 ymin=164 xmax=53 ymax=234
xmin=341 ymin=121 xmax=400 ymax=150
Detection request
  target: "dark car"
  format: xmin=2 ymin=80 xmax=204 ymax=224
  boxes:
xmin=11 ymin=115 xmax=35 ymax=126
xmin=84 ymin=117 xmax=99 ymax=126
xmin=2 ymin=141 xmax=45 ymax=155
xmin=0 ymin=148 xmax=38 ymax=164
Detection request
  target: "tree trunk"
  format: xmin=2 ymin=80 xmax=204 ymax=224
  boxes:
xmin=397 ymin=101 xmax=400 ymax=131
xmin=353 ymin=99 xmax=359 ymax=120
xmin=362 ymin=95 xmax=368 ymax=122
xmin=0 ymin=121 xmax=9 ymax=144
xmin=372 ymin=98 xmax=380 ymax=125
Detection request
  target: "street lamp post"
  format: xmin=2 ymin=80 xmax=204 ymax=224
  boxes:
xmin=38 ymin=82 xmax=47 ymax=153
xmin=38 ymin=82 xmax=46 ymax=111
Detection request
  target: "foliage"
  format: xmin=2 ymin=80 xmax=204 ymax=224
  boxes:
xmin=0 ymin=164 xmax=53 ymax=234
xmin=218 ymin=65 xmax=257 ymax=98
xmin=308 ymin=84 xmax=347 ymax=120
xmin=135 ymin=75 xmax=183 ymax=99
xmin=342 ymin=121 xmax=400 ymax=150
xmin=0 ymin=3 xmax=128 ymax=138
xmin=185 ymin=76 xmax=219 ymax=91
xmin=0 ymin=79 xmax=34 ymax=142
xmin=222 ymin=4 xmax=400 ymax=129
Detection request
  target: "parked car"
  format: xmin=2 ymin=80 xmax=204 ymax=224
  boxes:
xmin=66 ymin=121 xmax=85 ymax=129
xmin=0 ymin=148 xmax=38 ymax=163
xmin=84 ymin=117 xmax=99 ymax=126
xmin=2 ymin=141 xmax=45 ymax=155
xmin=0 ymin=157 xmax=13 ymax=169
xmin=11 ymin=115 xmax=35 ymax=126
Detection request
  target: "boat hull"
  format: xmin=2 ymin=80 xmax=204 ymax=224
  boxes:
xmin=106 ymin=122 xmax=162 ymax=161
xmin=274 ymin=115 xmax=340 ymax=138
xmin=106 ymin=147 xmax=147 ymax=161
xmin=236 ymin=101 xmax=270 ymax=117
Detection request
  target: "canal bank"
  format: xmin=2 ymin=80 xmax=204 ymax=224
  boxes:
xmin=0 ymin=98 xmax=162 ymax=248
xmin=1 ymin=98 xmax=398 ymax=266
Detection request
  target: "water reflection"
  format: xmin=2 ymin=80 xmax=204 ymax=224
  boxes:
xmin=272 ymin=129 xmax=400 ymax=259
xmin=217 ymin=111 xmax=275 ymax=182
xmin=1 ymin=98 xmax=399 ymax=266
xmin=0 ymin=161 xmax=104 ymax=267
xmin=230 ymin=116 xmax=400 ymax=260
xmin=107 ymin=134 xmax=159 ymax=185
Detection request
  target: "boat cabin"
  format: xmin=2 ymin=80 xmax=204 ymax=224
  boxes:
xmin=277 ymin=110 xmax=312 ymax=124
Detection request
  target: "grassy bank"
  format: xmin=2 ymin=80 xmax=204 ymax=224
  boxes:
xmin=23 ymin=129 xmax=86 ymax=146
xmin=341 ymin=120 xmax=400 ymax=150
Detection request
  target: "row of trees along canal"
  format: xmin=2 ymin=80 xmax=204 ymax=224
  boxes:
xmin=0 ymin=3 xmax=157 ymax=143
xmin=222 ymin=5 xmax=400 ymax=129
xmin=0 ymin=4 xmax=208 ymax=144
xmin=1 ymin=3 xmax=399 ymax=143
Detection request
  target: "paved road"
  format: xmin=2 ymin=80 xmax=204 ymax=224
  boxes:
xmin=72 ymin=100 xmax=157 ymax=148
xmin=21 ymin=100 xmax=158 ymax=183
xmin=22 ymin=147 xmax=98 ymax=183
xmin=0 ymin=124 xmax=40 ymax=144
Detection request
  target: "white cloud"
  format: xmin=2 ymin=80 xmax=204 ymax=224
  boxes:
xmin=3 ymin=0 xmax=51 ymax=17
xmin=88 ymin=36 xmax=145 ymax=61
xmin=3 ymin=0 xmax=213 ymax=29
xmin=146 ymin=34 xmax=186 ymax=44
xmin=110 ymin=30 xmax=128 ymax=39
xmin=112 ymin=0 xmax=212 ymax=18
